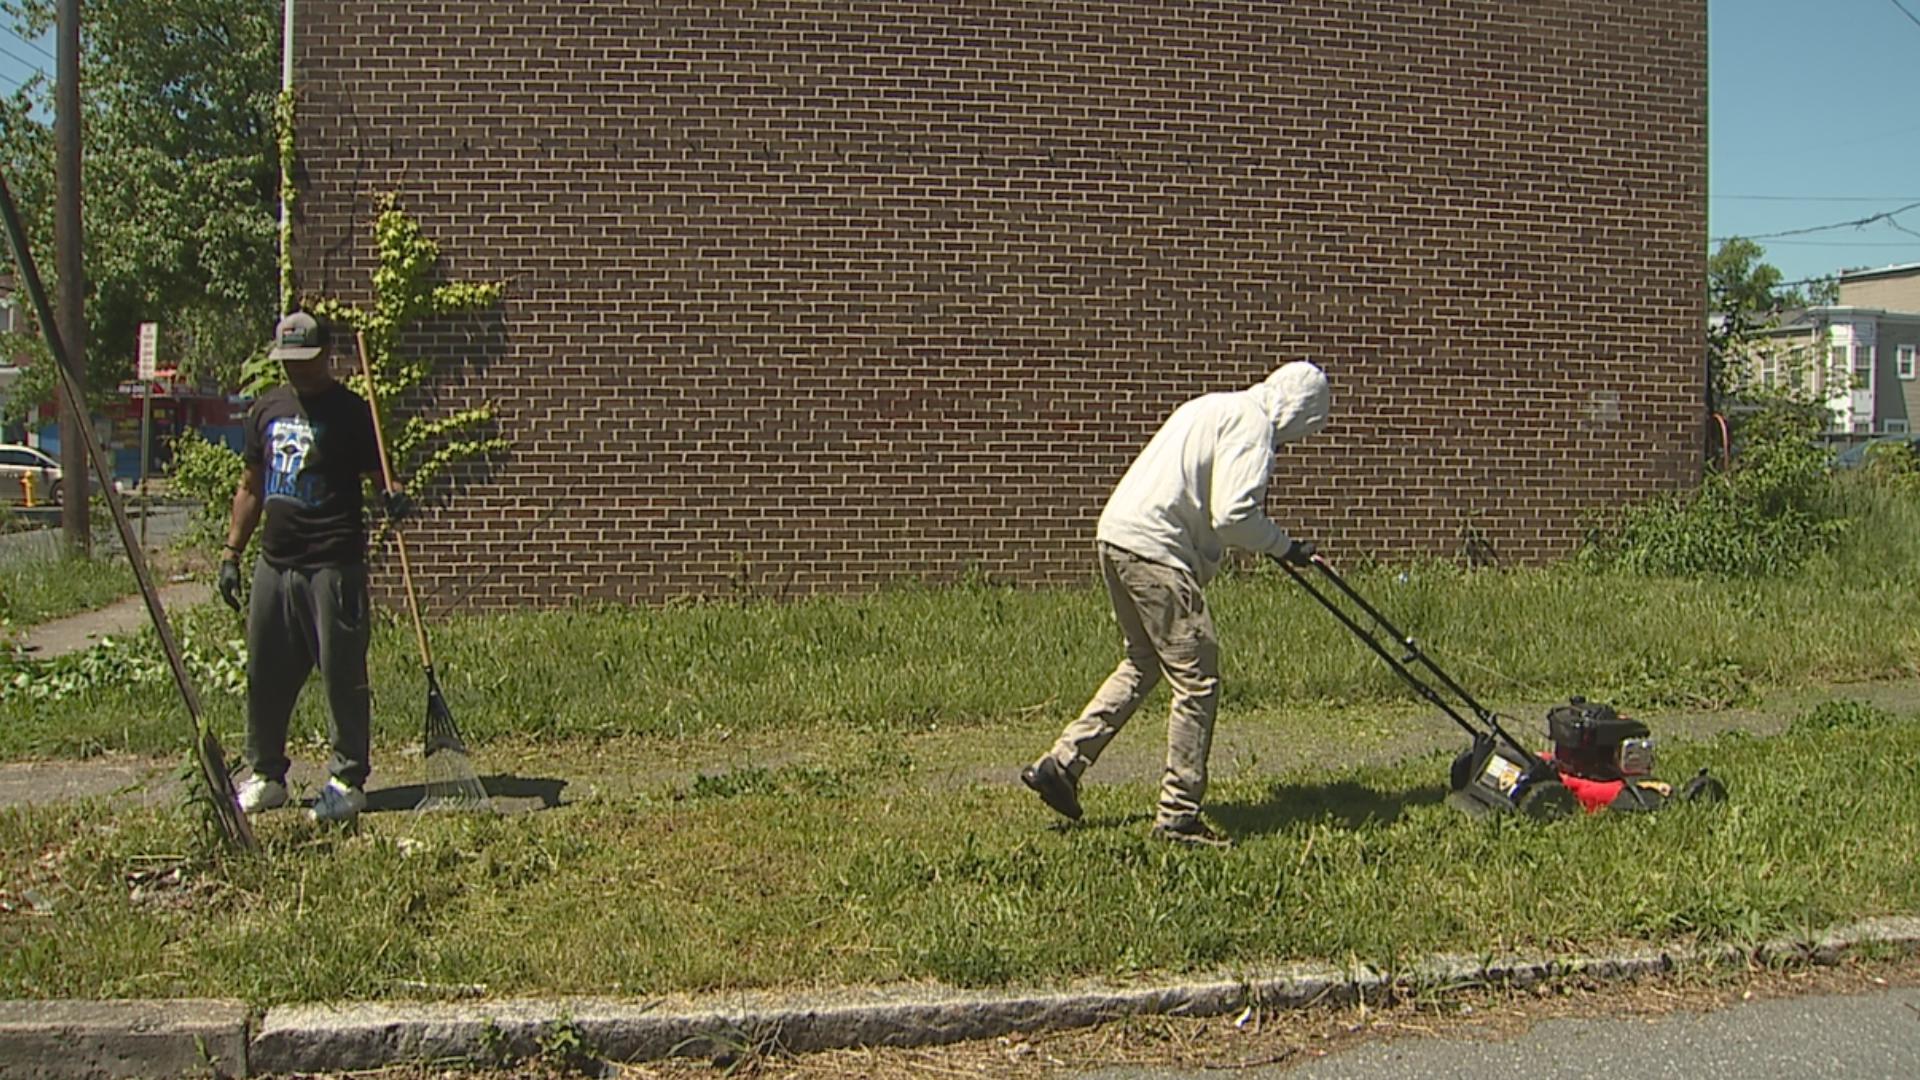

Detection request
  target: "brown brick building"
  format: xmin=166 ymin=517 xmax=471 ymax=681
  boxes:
xmin=291 ymin=1 xmax=1705 ymax=609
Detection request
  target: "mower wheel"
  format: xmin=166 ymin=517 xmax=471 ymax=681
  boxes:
xmin=1516 ymin=779 xmax=1579 ymax=820
xmin=1679 ymin=770 xmax=1728 ymax=804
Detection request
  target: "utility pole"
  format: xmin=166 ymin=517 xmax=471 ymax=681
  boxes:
xmin=56 ymin=0 xmax=87 ymax=553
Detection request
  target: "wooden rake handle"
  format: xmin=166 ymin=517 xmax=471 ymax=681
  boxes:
xmin=355 ymin=331 xmax=434 ymax=671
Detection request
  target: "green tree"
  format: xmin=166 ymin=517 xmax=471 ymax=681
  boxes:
xmin=1707 ymin=238 xmax=1836 ymax=416
xmin=0 ymin=0 xmax=279 ymax=426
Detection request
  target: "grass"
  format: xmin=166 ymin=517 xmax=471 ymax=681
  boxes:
xmin=0 ymin=548 xmax=137 ymax=630
xmin=2 ymin=473 xmax=1919 ymax=1006
xmin=0 ymin=701 xmax=1914 ymax=1005
xmin=5 ymin=554 xmax=1920 ymax=760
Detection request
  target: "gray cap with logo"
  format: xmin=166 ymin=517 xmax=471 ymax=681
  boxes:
xmin=268 ymin=311 xmax=328 ymax=362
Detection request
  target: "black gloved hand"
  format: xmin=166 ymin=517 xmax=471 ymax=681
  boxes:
xmin=379 ymin=487 xmax=414 ymax=523
xmin=217 ymin=558 xmax=243 ymax=612
xmin=1279 ymin=538 xmax=1317 ymax=567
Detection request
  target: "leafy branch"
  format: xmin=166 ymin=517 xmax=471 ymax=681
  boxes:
xmin=307 ymin=196 xmax=505 ymax=500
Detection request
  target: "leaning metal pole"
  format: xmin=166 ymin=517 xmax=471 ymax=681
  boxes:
xmin=0 ymin=173 xmax=254 ymax=851
xmin=55 ymin=0 xmax=86 ymax=552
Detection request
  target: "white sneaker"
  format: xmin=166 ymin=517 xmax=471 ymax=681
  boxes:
xmin=311 ymin=778 xmax=367 ymax=823
xmin=235 ymin=776 xmax=288 ymax=813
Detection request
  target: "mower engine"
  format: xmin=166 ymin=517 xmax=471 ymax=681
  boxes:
xmin=1547 ymin=697 xmax=1654 ymax=781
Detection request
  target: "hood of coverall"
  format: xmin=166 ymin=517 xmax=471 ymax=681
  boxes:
xmin=1247 ymin=361 xmax=1330 ymax=445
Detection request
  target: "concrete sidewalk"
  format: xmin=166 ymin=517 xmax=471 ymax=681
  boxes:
xmin=10 ymin=580 xmax=212 ymax=662
xmin=2 ymin=917 xmax=1914 ymax=1079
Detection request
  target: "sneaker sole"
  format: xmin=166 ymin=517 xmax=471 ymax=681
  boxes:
xmin=1151 ymin=826 xmax=1232 ymax=849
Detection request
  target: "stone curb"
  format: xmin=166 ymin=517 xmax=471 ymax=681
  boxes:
xmin=0 ymin=1000 xmax=247 ymax=1080
xmin=5 ymin=916 xmax=1918 ymax=1078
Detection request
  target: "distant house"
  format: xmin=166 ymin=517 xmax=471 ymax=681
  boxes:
xmin=1748 ymin=264 xmax=1920 ymax=436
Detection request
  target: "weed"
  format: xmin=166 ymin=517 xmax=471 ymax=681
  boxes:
xmin=476 ymin=1018 xmax=512 ymax=1068
xmin=1788 ymin=699 xmax=1893 ymax=735
xmin=536 ymin=1015 xmax=600 ymax=1076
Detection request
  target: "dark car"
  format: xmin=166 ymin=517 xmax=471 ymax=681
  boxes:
xmin=1833 ymin=433 xmax=1920 ymax=470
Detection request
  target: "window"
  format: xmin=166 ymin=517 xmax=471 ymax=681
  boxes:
xmin=1901 ymin=344 xmax=1917 ymax=380
xmin=1855 ymin=343 xmax=1876 ymax=388
xmin=1886 ymin=419 xmax=1911 ymax=433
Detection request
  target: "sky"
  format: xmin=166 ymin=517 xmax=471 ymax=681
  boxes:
xmin=0 ymin=19 xmax=47 ymax=103
xmin=0 ymin=4 xmax=1913 ymax=289
xmin=1709 ymin=0 xmax=1920 ymax=286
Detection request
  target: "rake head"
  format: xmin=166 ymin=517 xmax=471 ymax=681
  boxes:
xmin=416 ymin=671 xmax=492 ymax=813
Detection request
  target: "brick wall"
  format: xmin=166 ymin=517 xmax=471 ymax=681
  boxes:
xmin=294 ymin=1 xmax=1706 ymax=610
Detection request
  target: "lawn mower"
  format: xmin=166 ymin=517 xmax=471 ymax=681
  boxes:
xmin=1274 ymin=552 xmax=1727 ymax=819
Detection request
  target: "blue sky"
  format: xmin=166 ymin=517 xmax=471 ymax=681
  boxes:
xmin=0 ymin=19 xmax=47 ymax=102
xmin=0 ymin=4 xmax=1912 ymax=288
xmin=1710 ymin=0 xmax=1920 ymax=285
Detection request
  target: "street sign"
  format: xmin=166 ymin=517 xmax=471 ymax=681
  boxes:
xmin=136 ymin=321 xmax=158 ymax=380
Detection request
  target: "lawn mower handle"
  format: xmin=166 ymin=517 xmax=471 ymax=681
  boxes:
xmin=1272 ymin=553 xmax=1541 ymax=765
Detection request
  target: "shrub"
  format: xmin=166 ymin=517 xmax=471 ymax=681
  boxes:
xmin=166 ymin=429 xmax=244 ymax=557
xmin=1582 ymin=401 xmax=1847 ymax=577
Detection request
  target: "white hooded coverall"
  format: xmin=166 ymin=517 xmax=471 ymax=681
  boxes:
xmin=1044 ymin=362 xmax=1330 ymax=826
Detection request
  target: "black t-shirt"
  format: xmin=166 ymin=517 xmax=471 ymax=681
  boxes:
xmin=242 ymin=382 xmax=381 ymax=569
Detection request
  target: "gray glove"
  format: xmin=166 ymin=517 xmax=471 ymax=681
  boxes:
xmin=217 ymin=558 xmax=243 ymax=612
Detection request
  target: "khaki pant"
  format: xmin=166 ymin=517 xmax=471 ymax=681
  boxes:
xmin=1046 ymin=543 xmax=1220 ymax=825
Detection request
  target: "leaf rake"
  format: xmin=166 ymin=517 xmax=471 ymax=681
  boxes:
xmin=356 ymin=331 xmax=491 ymax=813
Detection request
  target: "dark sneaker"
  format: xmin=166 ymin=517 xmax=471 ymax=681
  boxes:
xmin=1151 ymin=817 xmax=1232 ymax=849
xmin=1020 ymin=757 xmax=1083 ymax=821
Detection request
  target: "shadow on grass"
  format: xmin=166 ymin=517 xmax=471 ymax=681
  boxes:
xmin=360 ymin=773 xmax=569 ymax=815
xmin=1031 ymin=776 xmax=1448 ymax=842
xmin=1209 ymin=778 xmax=1447 ymax=839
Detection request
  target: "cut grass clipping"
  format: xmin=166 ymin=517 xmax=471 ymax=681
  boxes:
xmin=1 ymin=700 xmax=1914 ymax=1005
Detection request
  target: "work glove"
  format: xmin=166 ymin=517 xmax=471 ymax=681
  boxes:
xmin=379 ymin=487 xmax=414 ymax=523
xmin=1278 ymin=538 xmax=1317 ymax=567
xmin=217 ymin=558 xmax=243 ymax=612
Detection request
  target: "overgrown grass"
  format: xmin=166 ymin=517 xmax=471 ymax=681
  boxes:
xmin=5 ymin=553 xmax=1920 ymax=760
xmin=0 ymin=701 xmax=1914 ymax=1004
xmin=0 ymin=549 xmax=136 ymax=629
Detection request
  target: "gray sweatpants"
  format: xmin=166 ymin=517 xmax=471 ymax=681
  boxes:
xmin=245 ymin=560 xmax=372 ymax=789
xmin=1046 ymin=542 xmax=1221 ymax=825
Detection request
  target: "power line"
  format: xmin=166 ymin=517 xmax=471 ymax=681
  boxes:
xmin=0 ymin=40 xmax=48 ymax=79
xmin=1714 ymin=195 xmax=1920 ymax=203
xmin=0 ymin=25 xmax=51 ymax=63
xmin=1755 ymin=239 xmax=1920 ymax=248
xmin=1890 ymin=0 xmax=1920 ymax=32
xmin=1710 ymin=201 xmax=1920 ymax=243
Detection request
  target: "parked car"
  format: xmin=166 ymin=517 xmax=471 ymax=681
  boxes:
xmin=1833 ymin=433 xmax=1920 ymax=470
xmin=0 ymin=443 xmax=61 ymax=505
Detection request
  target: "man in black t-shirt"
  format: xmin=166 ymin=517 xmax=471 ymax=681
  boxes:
xmin=218 ymin=311 xmax=407 ymax=823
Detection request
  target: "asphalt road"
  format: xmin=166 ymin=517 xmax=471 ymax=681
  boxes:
xmin=1082 ymin=985 xmax=1920 ymax=1079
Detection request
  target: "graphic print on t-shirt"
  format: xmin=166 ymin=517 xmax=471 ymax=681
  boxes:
xmin=265 ymin=416 xmax=323 ymax=505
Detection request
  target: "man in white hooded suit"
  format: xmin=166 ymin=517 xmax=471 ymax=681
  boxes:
xmin=1023 ymin=362 xmax=1332 ymax=847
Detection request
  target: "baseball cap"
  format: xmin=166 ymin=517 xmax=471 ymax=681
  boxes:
xmin=268 ymin=311 xmax=328 ymax=362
